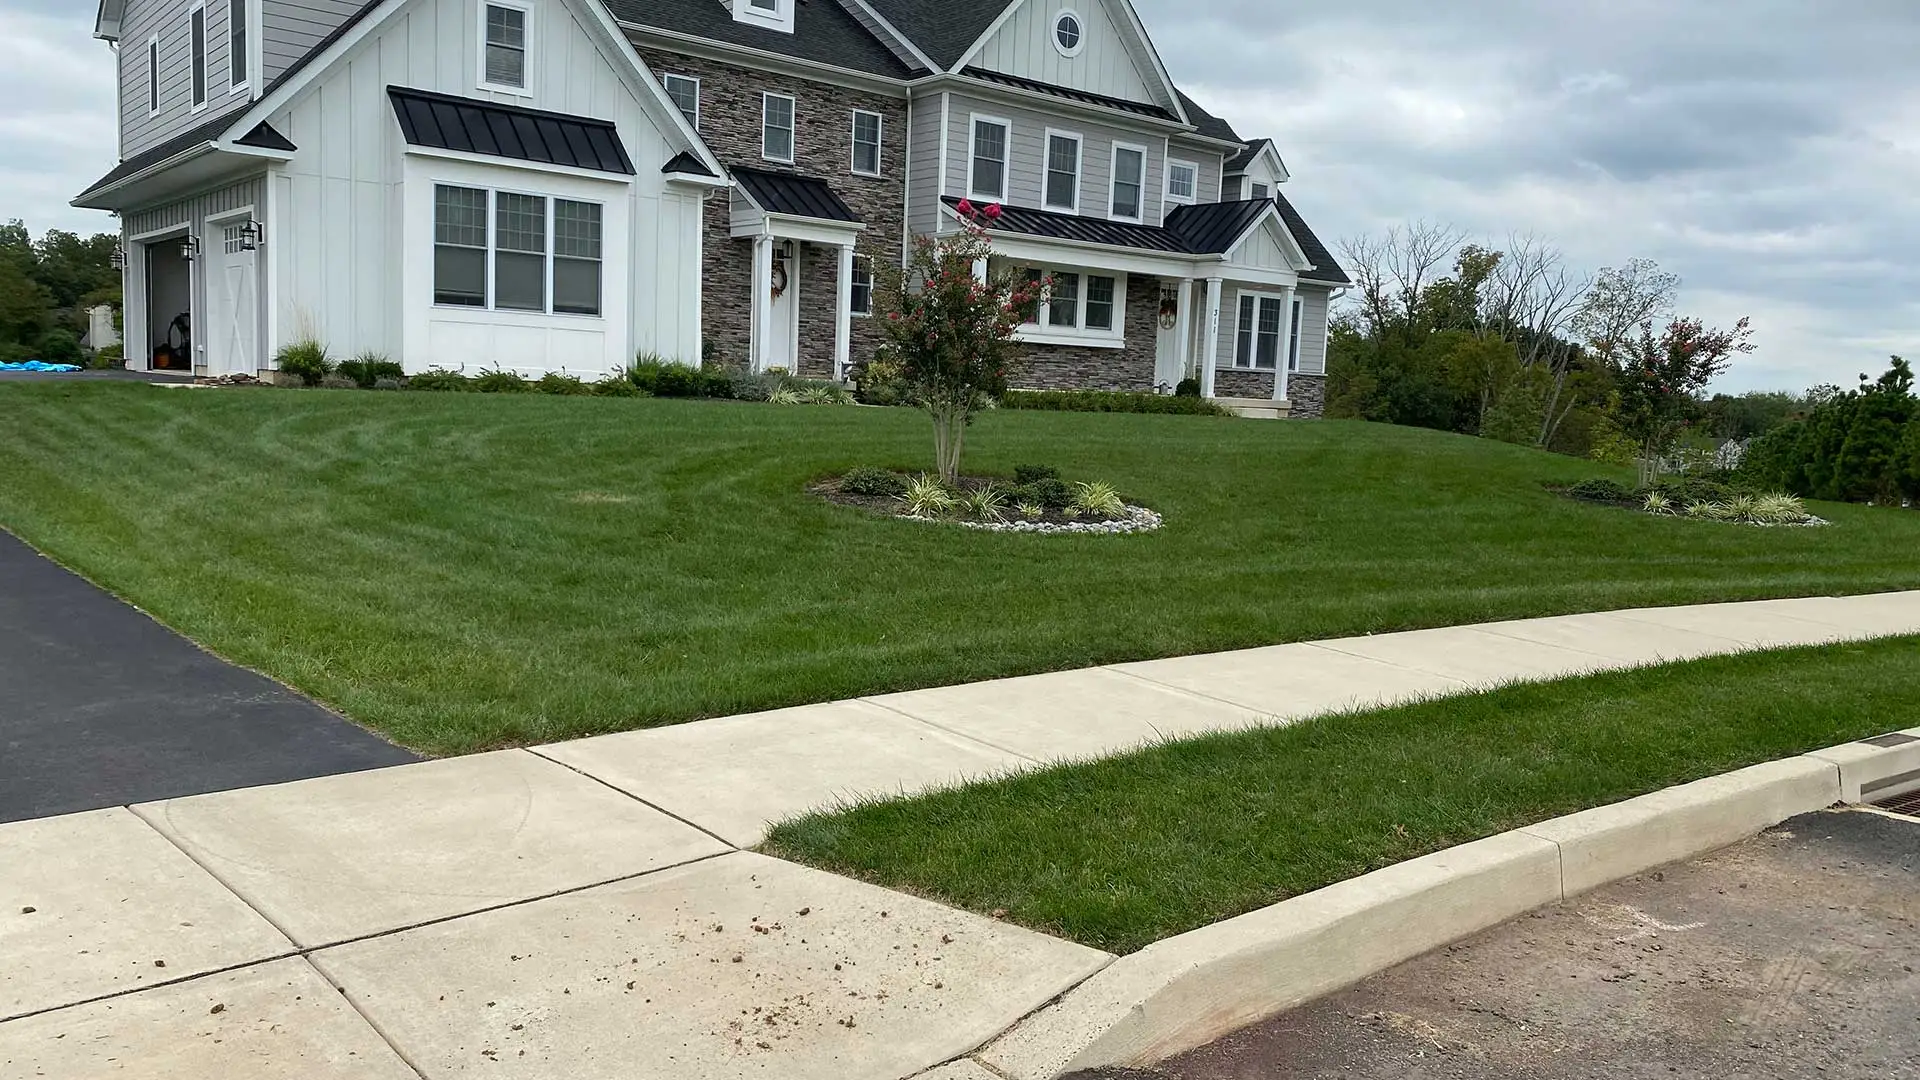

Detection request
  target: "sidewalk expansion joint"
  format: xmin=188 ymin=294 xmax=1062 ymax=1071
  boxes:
xmin=524 ymin=744 xmax=742 ymax=850
xmin=856 ymin=697 xmax=1047 ymax=766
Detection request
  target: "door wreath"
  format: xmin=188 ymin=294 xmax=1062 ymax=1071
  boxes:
xmin=770 ymin=261 xmax=789 ymax=300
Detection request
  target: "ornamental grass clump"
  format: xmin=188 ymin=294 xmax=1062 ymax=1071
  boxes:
xmin=873 ymin=203 xmax=1044 ymax=483
xmin=898 ymin=474 xmax=957 ymax=518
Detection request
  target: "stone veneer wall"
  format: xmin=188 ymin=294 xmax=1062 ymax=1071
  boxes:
xmin=1009 ymin=276 xmax=1160 ymax=391
xmin=1213 ymin=368 xmax=1276 ymax=399
xmin=1287 ymin=373 xmax=1327 ymax=418
xmin=633 ymin=48 xmax=906 ymax=376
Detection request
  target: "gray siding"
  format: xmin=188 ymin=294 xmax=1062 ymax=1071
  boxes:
xmin=942 ymin=91 xmax=1169 ymax=227
xmin=121 ymin=0 xmax=243 ymax=158
xmin=262 ymin=0 xmax=365 ymax=85
xmin=125 ymin=174 xmax=263 ymax=236
xmin=1167 ymin=141 xmax=1224 ymax=205
xmin=905 ymin=91 xmax=944 ymax=239
xmin=1296 ymin=286 xmax=1329 ymax=376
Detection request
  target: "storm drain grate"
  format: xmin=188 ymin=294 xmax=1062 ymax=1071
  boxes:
xmin=1873 ymin=788 xmax=1920 ymax=819
xmin=1861 ymin=732 xmax=1920 ymax=749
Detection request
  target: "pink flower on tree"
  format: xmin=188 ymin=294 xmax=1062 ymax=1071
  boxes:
xmin=955 ymin=198 xmax=974 ymax=218
xmin=983 ymin=203 xmax=1003 ymax=221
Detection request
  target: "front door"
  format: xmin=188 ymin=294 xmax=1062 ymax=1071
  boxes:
xmin=765 ymin=241 xmax=798 ymax=371
xmin=1153 ymin=283 xmax=1185 ymax=390
xmin=207 ymin=221 xmax=258 ymax=376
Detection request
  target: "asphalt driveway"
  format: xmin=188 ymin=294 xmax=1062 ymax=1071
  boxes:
xmin=1075 ymin=808 xmax=1918 ymax=1080
xmin=0 ymin=531 xmax=416 ymax=823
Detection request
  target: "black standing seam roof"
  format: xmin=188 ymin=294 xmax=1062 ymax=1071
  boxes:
xmin=662 ymin=151 xmax=717 ymax=177
xmin=234 ymin=121 xmax=298 ymax=152
xmin=945 ymin=196 xmax=1292 ymax=259
xmin=733 ymin=166 xmax=862 ymax=223
xmin=388 ymin=87 xmax=636 ymax=175
xmin=959 ymin=68 xmax=1179 ymax=121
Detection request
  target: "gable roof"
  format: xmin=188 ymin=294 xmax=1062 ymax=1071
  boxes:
xmin=74 ymin=108 xmax=250 ymax=202
xmin=863 ymin=0 xmax=1014 ymax=70
xmin=1175 ymin=91 xmax=1242 ymax=145
xmin=1164 ymin=200 xmax=1272 ymax=255
xmin=1225 ymin=137 xmax=1268 ymax=173
xmin=233 ymin=121 xmax=298 ymax=153
xmin=733 ymin=166 xmax=860 ymax=223
xmin=1273 ymin=192 xmax=1349 ymax=285
xmin=389 ymin=86 xmax=636 ymax=174
xmin=662 ymin=150 xmax=717 ymax=177
xmin=607 ymin=0 xmax=921 ymax=78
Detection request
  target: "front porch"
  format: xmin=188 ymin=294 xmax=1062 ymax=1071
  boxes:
xmin=729 ymin=167 xmax=866 ymax=380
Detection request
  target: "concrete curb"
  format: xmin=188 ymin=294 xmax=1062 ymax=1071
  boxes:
xmin=966 ymin=731 xmax=1920 ymax=1079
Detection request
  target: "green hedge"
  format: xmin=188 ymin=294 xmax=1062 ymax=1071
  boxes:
xmin=999 ymin=389 xmax=1231 ymax=416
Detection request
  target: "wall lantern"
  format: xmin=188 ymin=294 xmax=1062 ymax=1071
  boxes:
xmin=180 ymin=234 xmax=202 ymax=262
xmin=109 ymin=244 xmax=127 ymax=270
xmin=239 ymin=218 xmax=265 ymax=251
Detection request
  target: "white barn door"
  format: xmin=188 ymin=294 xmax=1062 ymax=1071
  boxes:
xmin=208 ymin=221 xmax=259 ymax=376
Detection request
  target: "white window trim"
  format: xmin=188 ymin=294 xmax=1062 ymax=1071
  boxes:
xmin=849 ymin=254 xmax=874 ymax=317
xmin=146 ymin=34 xmax=161 ymax=116
xmin=1165 ymin=158 xmax=1198 ymax=206
xmin=966 ymin=113 xmax=1011 ymax=201
xmin=733 ymin=0 xmax=794 ymax=33
xmin=761 ymin=92 xmax=797 ymax=164
xmin=1229 ymin=288 xmax=1287 ymax=370
xmin=1015 ymin=265 xmax=1127 ymax=348
xmin=1042 ymin=128 xmax=1082 ymax=213
xmin=1051 ymin=9 xmax=1086 ymax=58
xmin=1108 ymin=141 xmax=1148 ymax=223
xmin=477 ymin=0 xmax=534 ymax=97
xmin=663 ymin=73 xmax=699 ymax=130
xmin=850 ymin=109 xmax=883 ymax=177
xmin=187 ymin=2 xmax=208 ymax=113
xmin=226 ymin=0 xmax=248 ymax=95
xmin=1288 ymin=295 xmax=1303 ymax=372
xmin=430 ymin=181 xmax=607 ymax=321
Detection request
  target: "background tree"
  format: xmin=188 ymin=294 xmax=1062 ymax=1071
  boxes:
xmin=0 ymin=218 xmax=122 ymax=363
xmin=1614 ymin=315 xmax=1755 ymax=481
xmin=874 ymin=205 xmax=1042 ymax=483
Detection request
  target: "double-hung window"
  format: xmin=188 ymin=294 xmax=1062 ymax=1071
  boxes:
xmin=1020 ymin=265 xmax=1122 ymax=342
xmin=762 ymin=93 xmax=795 ymax=163
xmin=1165 ymin=160 xmax=1197 ymax=205
xmin=851 ymin=110 xmax=882 ymax=176
xmin=663 ymin=74 xmax=699 ymax=130
xmin=1250 ymin=181 xmax=1270 ymax=201
xmin=228 ymin=0 xmax=248 ymax=92
xmin=482 ymin=2 xmax=529 ymax=91
xmin=1110 ymin=144 xmax=1145 ymax=221
xmin=969 ymin=117 xmax=1009 ymax=200
xmin=1044 ymin=132 xmax=1080 ymax=211
xmin=849 ymin=256 xmax=873 ymax=316
xmin=1233 ymin=293 xmax=1286 ymax=369
xmin=432 ymin=184 xmax=603 ymax=317
xmin=189 ymin=4 xmax=207 ymax=110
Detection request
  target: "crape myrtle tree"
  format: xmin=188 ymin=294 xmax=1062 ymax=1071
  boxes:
xmin=874 ymin=200 xmax=1045 ymax=483
xmin=1614 ymin=314 xmax=1756 ymax=483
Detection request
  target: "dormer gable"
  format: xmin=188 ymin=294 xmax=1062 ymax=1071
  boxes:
xmin=732 ymin=0 xmax=796 ymax=35
xmin=956 ymin=0 xmax=1184 ymax=120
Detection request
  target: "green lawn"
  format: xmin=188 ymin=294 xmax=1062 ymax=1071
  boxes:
xmin=765 ymin=637 xmax=1920 ymax=954
xmin=2 ymin=381 xmax=1918 ymax=754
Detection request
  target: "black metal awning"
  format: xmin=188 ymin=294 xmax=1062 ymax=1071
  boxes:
xmin=732 ymin=166 xmax=860 ymax=223
xmin=387 ymin=86 xmax=635 ymax=175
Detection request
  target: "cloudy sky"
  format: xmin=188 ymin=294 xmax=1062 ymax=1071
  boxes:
xmin=4 ymin=0 xmax=1915 ymax=391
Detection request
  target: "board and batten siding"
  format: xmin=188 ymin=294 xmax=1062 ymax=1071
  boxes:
xmin=120 ymin=0 xmax=242 ymax=158
xmin=942 ymin=91 xmax=1167 ymax=227
xmin=968 ymin=0 xmax=1169 ymax=112
xmin=261 ymin=0 xmax=701 ymax=369
xmin=261 ymin=0 xmax=368 ymax=86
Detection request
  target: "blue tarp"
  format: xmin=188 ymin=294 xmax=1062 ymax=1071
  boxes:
xmin=0 ymin=361 xmax=82 ymax=373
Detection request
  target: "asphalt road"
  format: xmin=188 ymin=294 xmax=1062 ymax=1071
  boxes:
xmin=1073 ymin=809 xmax=1919 ymax=1080
xmin=0 ymin=531 xmax=416 ymax=823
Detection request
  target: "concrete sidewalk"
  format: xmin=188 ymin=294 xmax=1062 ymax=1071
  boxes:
xmin=3 ymin=593 xmax=1917 ymax=1078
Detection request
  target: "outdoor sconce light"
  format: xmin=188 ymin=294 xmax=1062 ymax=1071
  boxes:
xmin=180 ymin=234 xmax=201 ymax=262
xmin=110 ymin=244 xmax=127 ymax=270
xmin=239 ymin=218 xmax=265 ymax=251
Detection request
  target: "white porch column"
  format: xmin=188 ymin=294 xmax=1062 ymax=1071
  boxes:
xmin=970 ymin=256 xmax=988 ymax=283
xmin=1274 ymin=283 xmax=1297 ymax=402
xmin=1172 ymin=276 xmax=1194 ymax=388
xmin=1202 ymin=276 xmax=1223 ymax=398
xmin=834 ymin=241 xmax=855 ymax=380
xmin=751 ymin=234 xmax=774 ymax=373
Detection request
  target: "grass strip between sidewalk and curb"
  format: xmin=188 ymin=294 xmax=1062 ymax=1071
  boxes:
xmin=763 ymin=635 xmax=1920 ymax=955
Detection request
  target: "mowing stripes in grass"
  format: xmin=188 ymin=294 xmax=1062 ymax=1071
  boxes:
xmin=2 ymin=382 xmax=1919 ymax=754
xmin=764 ymin=637 xmax=1920 ymax=954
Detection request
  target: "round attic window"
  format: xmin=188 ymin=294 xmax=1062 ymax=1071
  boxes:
xmin=1053 ymin=11 xmax=1084 ymax=56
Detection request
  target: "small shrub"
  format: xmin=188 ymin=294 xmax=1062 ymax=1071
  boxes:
xmin=275 ymin=340 xmax=332 ymax=386
xmin=792 ymin=380 xmax=853 ymax=405
xmin=1648 ymin=475 xmax=1742 ymax=505
xmin=730 ymin=369 xmax=783 ymax=402
xmin=898 ymin=474 xmax=957 ymax=518
xmin=964 ymin=483 xmax=1010 ymax=523
xmin=90 ymin=343 xmax=125 ymax=369
xmin=337 ymin=351 xmax=405 ymax=389
xmin=407 ymin=367 xmax=472 ymax=392
xmin=1016 ymin=501 xmax=1043 ymax=520
xmin=628 ymin=358 xmax=713 ymax=398
xmin=36 ymin=329 xmax=84 ymax=367
xmin=592 ymin=372 xmax=644 ymax=397
xmin=1000 ymin=389 xmax=1231 ymax=416
xmin=1016 ymin=477 xmax=1072 ymax=509
xmin=1013 ymin=464 xmax=1061 ymax=485
xmin=841 ymin=466 xmax=908 ymax=498
xmin=1564 ymin=477 xmax=1635 ymax=503
xmin=1686 ymin=500 xmax=1733 ymax=521
xmin=1069 ymin=480 xmax=1127 ymax=518
xmin=473 ymin=366 xmax=529 ymax=393
xmin=1752 ymin=493 xmax=1810 ymax=524
xmin=1642 ymin=491 xmax=1674 ymax=515
xmin=536 ymin=371 xmax=591 ymax=396
xmin=1174 ymin=377 xmax=1201 ymax=398
xmin=768 ymin=387 xmax=804 ymax=405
